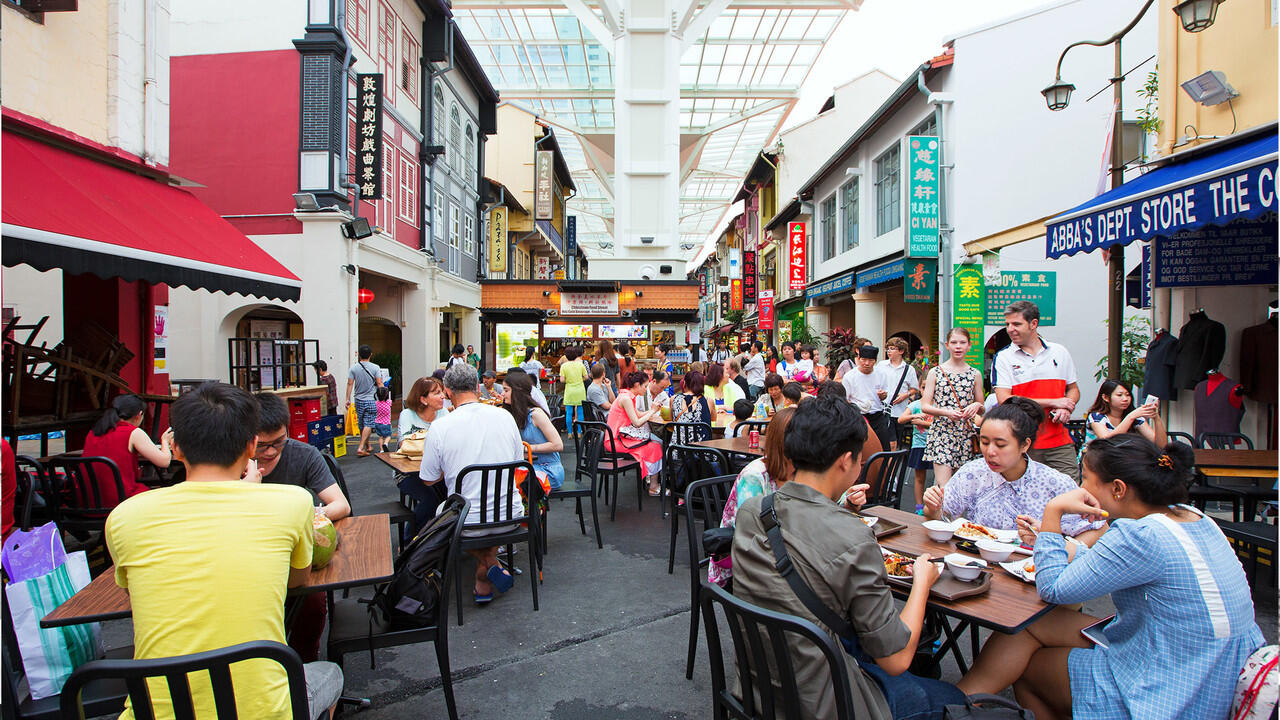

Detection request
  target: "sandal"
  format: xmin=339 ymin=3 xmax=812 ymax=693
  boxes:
xmin=648 ymin=487 xmax=662 ymax=497
xmin=486 ymin=565 xmax=515 ymax=594
xmin=474 ymin=591 xmax=494 ymax=605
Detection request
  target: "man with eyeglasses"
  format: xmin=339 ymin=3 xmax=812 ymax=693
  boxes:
xmin=252 ymin=393 xmax=351 ymax=522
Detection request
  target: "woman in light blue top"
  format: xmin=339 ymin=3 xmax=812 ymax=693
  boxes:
xmin=503 ymin=371 xmax=564 ymax=490
xmin=397 ymin=376 xmax=448 ymax=438
xmin=959 ymin=435 xmax=1264 ymax=720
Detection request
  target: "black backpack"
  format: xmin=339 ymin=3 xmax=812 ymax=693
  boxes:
xmin=365 ymin=497 xmax=465 ymax=640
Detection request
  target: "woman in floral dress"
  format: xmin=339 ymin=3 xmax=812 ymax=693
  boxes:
xmin=921 ymin=327 xmax=985 ymax=486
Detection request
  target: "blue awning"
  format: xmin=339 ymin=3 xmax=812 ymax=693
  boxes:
xmin=857 ymin=257 xmax=904 ymax=291
xmin=1045 ymin=129 xmax=1277 ymax=259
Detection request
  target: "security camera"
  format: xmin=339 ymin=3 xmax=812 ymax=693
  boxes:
xmin=639 ymin=264 xmax=657 ymax=281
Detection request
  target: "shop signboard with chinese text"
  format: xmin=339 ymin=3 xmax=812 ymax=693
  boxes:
xmin=355 ymin=74 xmax=383 ymax=200
xmin=906 ymin=135 xmax=940 ymax=257
xmin=903 ymin=258 xmax=937 ymax=303
xmin=488 ymin=207 xmax=507 ymax=273
xmin=953 ymin=265 xmax=985 ymax=372
xmin=699 ymin=269 xmax=708 ymax=298
xmin=566 ymin=216 xmax=577 ymax=277
xmin=730 ymin=279 xmax=743 ymax=310
xmin=560 ymin=292 xmax=619 ymax=315
xmin=758 ymin=290 xmax=774 ymax=329
xmin=535 ymin=150 xmax=554 ymax=220
xmin=788 ymin=222 xmax=806 ymax=290
xmin=983 ymin=272 xmax=1056 ymax=326
xmin=1153 ymin=217 xmax=1278 ymax=287
xmin=535 ymin=256 xmax=551 ymax=279
xmin=743 ymin=250 xmax=757 ymax=304
xmin=720 ymin=292 xmax=729 ymax=315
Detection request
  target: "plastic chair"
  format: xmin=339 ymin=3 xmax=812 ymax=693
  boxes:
xmin=700 ymin=581 xmax=858 ymax=720
xmin=660 ymin=421 xmax=714 ymax=517
xmin=730 ymin=421 xmax=769 ymax=439
xmin=59 ymin=640 xmax=310 ymax=720
xmin=12 ymin=455 xmax=44 ymax=531
xmin=328 ymin=495 xmax=469 ymax=720
xmin=451 ymin=460 xmax=542 ymax=626
xmin=1215 ymin=519 xmax=1278 ymax=589
xmin=861 ymin=449 xmax=910 ymax=509
xmin=682 ymin=474 xmax=736 ymax=680
xmin=664 ymin=445 xmax=729 ymax=574
xmin=579 ymin=420 xmax=644 ymax=520
xmin=1167 ymin=431 xmax=1199 ymax=447
xmin=43 ymin=456 xmax=127 ymax=567
xmin=545 ymin=426 xmax=605 ymax=551
xmin=1199 ymin=432 xmax=1255 ymax=450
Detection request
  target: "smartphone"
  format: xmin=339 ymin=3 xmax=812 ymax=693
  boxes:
xmin=1144 ymin=394 xmax=1160 ymax=406
xmin=1080 ymin=615 xmax=1115 ymax=648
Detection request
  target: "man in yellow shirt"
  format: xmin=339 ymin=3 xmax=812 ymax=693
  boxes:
xmin=105 ymin=382 xmax=343 ymax=719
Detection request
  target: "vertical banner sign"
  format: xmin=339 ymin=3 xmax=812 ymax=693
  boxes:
xmin=952 ymin=264 xmax=986 ymax=372
xmin=698 ymin=269 xmax=708 ymax=298
xmin=565 ymin=215 xmax=577 ymax=279
xmin=534 ymin=150 xmax=554 ymax=220
xmin=743 ymin=250 xmax=757 ymax=304
xmin=906 ymin=135 xmax=940 ymax=257
xmin=903 ymin=258 xmax=937 ymax=303
xmin=728 ymin=248 xmax=742 ymax=279
xmin=356 ymin=74 xmax=384 ymax=200
xmin=1140 ymin=243 xmax=1151 ymax=309
xmin=153 ymin=305 xmax=169 ymax=374
xmin=720 ymin=291 xmax=730 ymax=315
xmin=488 ymin=207 xmax=507 ymax=273
xmin=788 ymin=222 xmax=806 ymax=290
xmin=730 ymin=279 xmax=743 ymax=310
xmin=758 ymin=290 xmax=775 ymax=330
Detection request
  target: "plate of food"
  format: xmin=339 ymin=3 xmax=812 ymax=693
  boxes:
xmin=859 ymin=515 xmax=880 ymax=530
xmin=953 ymin=520 xmax=1019 ymax=544
xmin=999 ymin=559 xmax=1037 ymax=583
xmin=881 ymin=548 xmax=916 ymax=579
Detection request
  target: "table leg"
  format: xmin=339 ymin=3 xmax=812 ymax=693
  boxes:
xmin=934 ymin=617 xmax=970 ymax=674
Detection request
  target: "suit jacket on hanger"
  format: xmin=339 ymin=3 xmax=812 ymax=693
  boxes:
xmin=1240 ymin=319 xmax=1278 ymax=404
xmin=1173 ymin=311 xmax=1226 ymax=391
xmin=1143 ymin=331 xmax=1180 ymax=402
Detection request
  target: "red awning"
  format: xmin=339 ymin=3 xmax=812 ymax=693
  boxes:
xmin=2 ymin=131 xmax=301 ymax=301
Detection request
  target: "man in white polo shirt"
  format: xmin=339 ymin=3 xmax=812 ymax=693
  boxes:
xmin=993 ymin=300 xmax=1080 ymax=478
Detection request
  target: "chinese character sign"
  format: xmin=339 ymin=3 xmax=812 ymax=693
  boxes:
xmin=535 ymin=150 xmax=554 ymax=220
xmin=788 ymin=222 xmax=806 ymax=290
xmin=731 ymin=279 xmax=743 ymax=310
xmin=983 ymin=272 xmax=1056 ymax=325
xmin=720 ymin=291 xmax=729 ymax=315
xmin=356 ymin=74 xmax=384 ymax=200
xmin=743 ymin=250 xmax=757 ymax=304
xmin=906 ymin=135 xmax=940 ymax=258
xmin=561 ymin=292 xmax=619 ymax=315
xmin=566 ymin=215 xmax=577 ymax=255
xmin=535 ymin=256 xmax=551 ymax=279
xmin=903 ymin=258 xmax=937 ymax=303
xmin=953 ymin=264 xmax=985 ymax=372
xmin=488 ymin=207 xmax=507 ymax=273
xmin=758 ymin=290 xmax=774 ymax=330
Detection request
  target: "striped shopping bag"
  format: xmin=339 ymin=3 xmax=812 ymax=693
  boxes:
xmin=5 ymin=550 xmax=103 ymax=699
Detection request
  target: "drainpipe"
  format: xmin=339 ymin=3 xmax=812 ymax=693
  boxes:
xmin=917 ymin=70 xmax=955 ymax=361
xmin=142 ymin=0 xmax=157 ymax=163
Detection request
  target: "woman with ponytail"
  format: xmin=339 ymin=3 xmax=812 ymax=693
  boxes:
xmin=82 ymin=394 xmax=173 ymax=506
xmin=958 ymin=435 xmax=1265 ymax=719
xmin=922 ymin=396 xmax=1107 ymax=547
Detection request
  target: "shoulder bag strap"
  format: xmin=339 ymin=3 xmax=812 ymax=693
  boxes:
xmin=890 ymin=365 xmax=910 ymax=405
xmin=359 ymin=361 xmax=382 ymax=387
xmin=759 ymin=494 xmax=854 ymax=638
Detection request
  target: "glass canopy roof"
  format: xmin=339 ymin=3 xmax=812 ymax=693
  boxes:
xmin=452 ymin=1 xmax=856 ymax=259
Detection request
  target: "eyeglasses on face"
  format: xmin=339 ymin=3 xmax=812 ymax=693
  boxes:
xmin=255 ymin=435 xmax=288 ymax=455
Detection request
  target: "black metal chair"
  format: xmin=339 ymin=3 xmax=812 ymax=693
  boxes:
xmin=44 ymin=456 xmax=128 ymax=569
xmin=1065 ymin=419 xmax=1087 ymax=453
xmin=700 ymin=581 xmax=858 ymax=720
xmin=1215 ymin=518 xmax=1278 ymax=589
xmin=665 ymin=445 xmax=729 ymax=574
xmin=1199 ymin=432 xmax=1255 ymax=450
xmin=579 ymin=420 xmax=644 ymax=520
xmin=861 ymin=449 xmax=910 ymax=509
xmin=545 ymin=425 xmax=605 ymax=551
xmin=1167 ymin=431 xmax=1199 ymax=447
xmin=682 ymin=474 xmax=737 ymax=680
xmin=451 ymin=460 xmax=542 ymax=626
xmin=660 ymin=421 xmax=714 ymax=517
xmin=59 ymin=641 xmax=310 ymax=720
xmin=12 ymin=455 xmax=44 ymax=531
xmin=730 ymin=420 xmax=769 ymax=439
xmin=320 ymin=451 xmax=415 ymax=550
xmin=328 ymin=495 xmax=469 ymax=720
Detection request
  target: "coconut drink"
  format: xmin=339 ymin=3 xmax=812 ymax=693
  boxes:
xmin=311 ymin=507 xmax=339 ymax=569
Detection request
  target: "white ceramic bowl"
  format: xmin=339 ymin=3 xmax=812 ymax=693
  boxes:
xmin=922 ymin=520 xmax=955 ymax=543
xmin=944 ymin=553 xmax=988 ymax=581
xmin=976 ymin=539 xmax=1018 ymax=563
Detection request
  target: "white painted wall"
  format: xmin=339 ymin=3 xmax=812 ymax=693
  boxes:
xmin=947 ymin=0 xmax=1157 ymax=413
xmin=0 ymin=267 xmax=64 ymax=345
xmin=108 ymin=0 xmax=171 ymax=165
xmin=169 ymin=0 xmax=304 ymax=54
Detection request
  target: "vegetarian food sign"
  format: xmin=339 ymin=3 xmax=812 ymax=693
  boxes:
xmin=953 ymin=264 xmax=985 ymax=372
xmin=984 ymin=272 xmax=1056 ymax=326
xmin=906 ymin=135 xmax=940 ymax=257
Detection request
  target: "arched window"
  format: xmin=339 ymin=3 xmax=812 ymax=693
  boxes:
xmin=432 ymin=84 xmax=444 ymax=145
xmin=465 ymin=123 xmax=475 ymax=186
xmin=449 ymin=104 xmax=462 ymax=171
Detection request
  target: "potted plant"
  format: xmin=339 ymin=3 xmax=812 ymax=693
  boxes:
xmin=823 ymin=326 xmax=859 ymax=370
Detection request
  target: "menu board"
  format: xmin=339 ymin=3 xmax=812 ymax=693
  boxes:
xmin=598 ymin=324 xmax=649 ymax=340
xmin=495 ymin=323 xmax=540 ymax=372
xmin=543 ymin=324 xmax=594 ymax=339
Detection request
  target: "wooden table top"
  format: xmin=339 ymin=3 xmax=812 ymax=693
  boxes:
xmin=375 ymin=451 xmax=421 ymax=475
xmin=693 ymin=436 xmax=763 ymax=457
xmin=1195 ymin=449 xmax=1278 ymax=472
xmin=650 ymin=417 xmax=732 ymax=438
xmin=41 ymin=514 xmax=395 ymax=629
xmin=862 ymin=506 xmax=1052 ymax=634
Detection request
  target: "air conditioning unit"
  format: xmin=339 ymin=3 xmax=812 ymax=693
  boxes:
xmin=546 ymin=309 xmax=559 ymax=317
xmin=659 ymin=264 xmax=673 ymax=274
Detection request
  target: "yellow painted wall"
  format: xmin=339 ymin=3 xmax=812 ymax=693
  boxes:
xmin=2 ymin=4 xmax=111 ymax=143
xmin=485 ymin=104 xmax=540 ymax=221
xmin=1157 ymin=0 xmax=1277 ymax=156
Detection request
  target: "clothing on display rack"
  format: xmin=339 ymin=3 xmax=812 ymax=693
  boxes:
xmin=1173 ymin=310 xmax=1226 ymax=391
xmin=1194 ymin=372 xmax=1246 ymax=439
xmin=1143 ymin=330 xmax=1180 ymax=403
xmin=1239 ymin=314 xmax=1278 ymax=404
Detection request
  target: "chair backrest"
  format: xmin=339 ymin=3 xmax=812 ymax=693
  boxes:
xmin=1167 ymin=431 xmax=1199 ymax=448
xmin=452 ymin=460 xmax=538 ymax=529
xmin=579 ymin=420 xmax=628 ymax=466
xmin=1199 ymin=432 xmax=1254 ymax=450
xmin=1064 ymin=419 xmax=1087 ymax=452
xmin=731 ymin=421 xmax=769 ymax=439
xmin=581 ymin=400 xmax=604 ymax=422
xmin=320 ymin=451 xmax=354 ymax=515
xmin=666 ymin=444 xmax=728 ymax=491
xmin=574 ymin=426 xmax=606 ymax=483
xmin=699 ymin=581 xmax=855 ymax=720
xmin=59 ymin=640 xmax=309 ymax=720
xmin=683 ymin=474 xmax=737 ymax=575
xmin=44 ymin=456 xmax=126 ymax=526
xmin=668 ymin=421 xmax=712 ymax=446
xmin=12 ymin=455 xmax=43 ymax=531
xmin=861 ymin=450 xmax=909 ymax=508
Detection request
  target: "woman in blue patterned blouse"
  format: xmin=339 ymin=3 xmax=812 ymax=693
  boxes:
xmin=959 ymin=435 xmax=1265 ymax=720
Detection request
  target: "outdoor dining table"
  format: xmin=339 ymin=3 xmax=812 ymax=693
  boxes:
xmin=40 ymin=514 xmax=396 ymax=628
xmin=692 ymin=435 xmax=764 ymax=458
xmin=374 ymin=450 xmax=422 ymax=477
xmin=861 ymin=506 xmax=1054 ymax=672
xmin=649 ymin=416 xmax=734 ymax=439
xmin=1195 ymin=448 xmax=1278 ymax=520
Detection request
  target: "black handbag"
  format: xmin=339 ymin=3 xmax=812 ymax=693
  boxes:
xmin=944 ymin=693 xmax=1036 ymax=719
